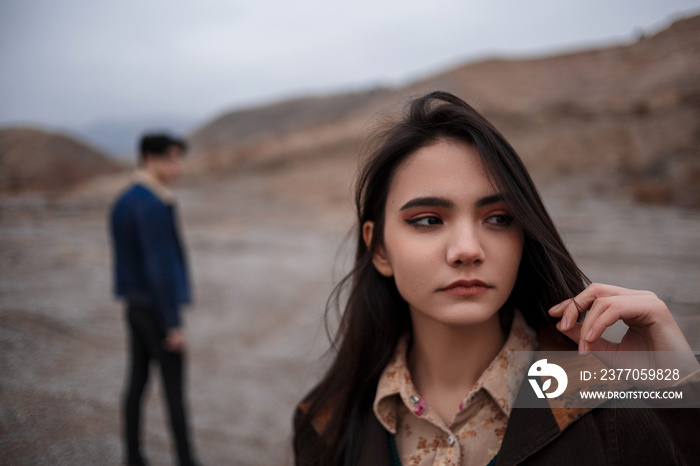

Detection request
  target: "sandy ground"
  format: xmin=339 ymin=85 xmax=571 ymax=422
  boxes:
xmin=1 ymin=159 xmax=699 ymax=465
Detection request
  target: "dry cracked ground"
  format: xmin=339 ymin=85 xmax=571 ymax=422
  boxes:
xmin=1 ymin=158 xmax=699 ymax=465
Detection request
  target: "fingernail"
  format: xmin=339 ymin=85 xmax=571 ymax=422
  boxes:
xmin=559 ymin=316 xmax=568 ymax=330
xmin=585 ymin=329 xmax=594 ymax=342
xmin=579 ymin=340 xmax=589 ymax=356
xmin=549 ymin=303 xmax=562 ymax=314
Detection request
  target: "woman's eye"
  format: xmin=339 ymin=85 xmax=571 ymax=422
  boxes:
xmin=406 ymin=216 xmax=443 ymax=227
xmin=485 ymin=214 xmax=513 ymax=226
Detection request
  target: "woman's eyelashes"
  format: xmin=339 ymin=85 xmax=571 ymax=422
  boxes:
xmin=485 ymin=213 xmax=514 ymax=227
xmin=404 ymin=212 xmax=514 ymax=229
xmin=405 ymin=215 xmax=443 ymax=228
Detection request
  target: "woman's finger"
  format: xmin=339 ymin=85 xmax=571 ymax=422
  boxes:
xmin=573 ymin=283 xmax=648 ymax=310
xmin=578 ymin=294 xmax=650 ymax=346
xmin=550 ymin=283 xmax=650 ymax=333
xmin=556 ymin=318 xmax=619 ymax=354
xmin=550 ymin=298 xmax=582 ymax=332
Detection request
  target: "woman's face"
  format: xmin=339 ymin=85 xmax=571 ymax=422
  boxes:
xmin=364 ymin=139 xmax=523 ymax=328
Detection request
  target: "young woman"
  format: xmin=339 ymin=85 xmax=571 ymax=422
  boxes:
xmin=293 ymin=91 xmax=698 ymax=465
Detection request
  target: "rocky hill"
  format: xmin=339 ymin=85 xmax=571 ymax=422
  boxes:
xmin=0 ymin=128 xmax=123 ymax=194
xmin=5 ymin=14 xmax=697 ymax=206
xmin=187 ymin=88 xmax=395 ymax=171
xmin=189 ymin=14 xmax=700 ymax=207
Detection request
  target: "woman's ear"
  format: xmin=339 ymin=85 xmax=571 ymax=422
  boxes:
xmin=362 ymin=221 xmax=394 ymax=277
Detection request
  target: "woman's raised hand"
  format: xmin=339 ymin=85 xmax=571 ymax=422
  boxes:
xmin=549 ymin=283 xmax=694 ymax=354
xmin=549 ymin=282 xmax=700 ymax=387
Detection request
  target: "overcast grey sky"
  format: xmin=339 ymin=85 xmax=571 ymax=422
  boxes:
xmin=1 ymin=0 xmax=699 ymax=132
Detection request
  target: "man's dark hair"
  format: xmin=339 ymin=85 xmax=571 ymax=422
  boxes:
xmin=139 ymin=133 xmax=187 ymax=163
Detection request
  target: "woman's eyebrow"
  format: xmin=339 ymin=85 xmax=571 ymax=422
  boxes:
xmin=399 ymin=194 xmax=505 ymax=211
xmin=400 ymin=196 xmax=454 ymax=211
xmin=476 ymin=193 xmax=505 ymax=208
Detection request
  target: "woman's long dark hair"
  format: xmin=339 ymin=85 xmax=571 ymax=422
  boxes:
xmin=294 ymin=91 xmax=588 ymax=465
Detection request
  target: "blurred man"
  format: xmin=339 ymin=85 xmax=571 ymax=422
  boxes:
xmin=110 ymin=134 xmax=198 ymax=466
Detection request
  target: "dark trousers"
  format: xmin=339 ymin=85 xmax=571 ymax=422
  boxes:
xmin=123 ymin=302 xmax=194 ymax=466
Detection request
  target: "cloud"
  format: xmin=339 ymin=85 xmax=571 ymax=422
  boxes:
xmin=1 ymin=0 xmax=698 ymax=128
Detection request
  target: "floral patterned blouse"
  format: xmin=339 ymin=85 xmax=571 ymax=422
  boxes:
xmin=373 ymin=311 xmax=537 ymax=466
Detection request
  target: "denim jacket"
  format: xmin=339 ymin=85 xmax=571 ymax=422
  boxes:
xmin=110 ymin=181 xmax=190 ymax=330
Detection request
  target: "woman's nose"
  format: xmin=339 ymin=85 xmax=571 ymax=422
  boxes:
xmin=446 ymin=223 xmax=485 ymax=266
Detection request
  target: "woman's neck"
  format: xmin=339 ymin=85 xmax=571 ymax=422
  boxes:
xmin=407 ymin=312 xmax=506 ymax=424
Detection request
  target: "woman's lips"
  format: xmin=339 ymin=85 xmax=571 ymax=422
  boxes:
xmin=440 ymin=280 xmax=491 ymax=296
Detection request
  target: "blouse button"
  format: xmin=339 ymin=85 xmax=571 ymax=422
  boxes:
xmin=412 ymin=397 xmax=426 ymax=416
xmin=447 ymin=435 xmax=456 ymax=446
